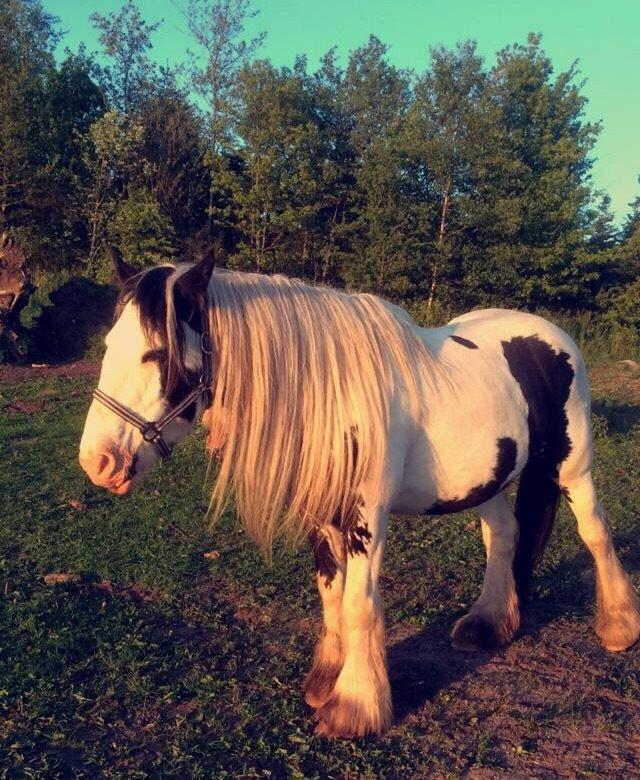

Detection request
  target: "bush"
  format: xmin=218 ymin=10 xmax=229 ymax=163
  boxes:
xmin=599 ymin=279 xmax=640 ymax=331
xmin=543 ymin=308 xmax=639 ymax=363
xmin=20 ymin=272 xmax=117 ymax=363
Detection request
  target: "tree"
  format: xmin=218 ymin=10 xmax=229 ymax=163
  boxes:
xmin=616 ymin=180 xmax=640 ymax=280
xmin=90 ymin=0 xmax=160 ymax=114
xmin=183 ymin=0 xmax=265 ymax=238
xmin=29 ymin=49 xmax=105 ymax=268
xmin=339 ymin=37 xmax=425 ymax=297
xmin=81 ymin=109 xmax=146 ymax=274
xmin=229 ymin=57 xmax=351 ymax=277
xmin=409 ymin=41 xmax=488 ymax=308
xmin=0 ymin=0 xmax=60 ymax=231
xmin=137 ymin=75 xmax=209 ymax=244
xmin=112 ymin=187 xmax=176 ymax=266
xmin=482 ymin=34 xmax=601 ymax=308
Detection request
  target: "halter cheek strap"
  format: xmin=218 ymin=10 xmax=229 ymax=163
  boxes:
xmin=92 ymin=305 xmax=213 ymax=459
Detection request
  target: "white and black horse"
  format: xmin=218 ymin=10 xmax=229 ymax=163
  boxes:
xmin=79 ymin=251 xmax=640 ymax=738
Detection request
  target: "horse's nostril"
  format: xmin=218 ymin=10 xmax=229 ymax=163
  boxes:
xmin=96 ymin=453 xmax=111 ymax=475
xmin=97 ymin=450 xmax=118 ymax=478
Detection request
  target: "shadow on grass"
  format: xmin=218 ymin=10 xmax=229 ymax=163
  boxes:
xmin=1 ymin=564 xmax=290 ymax=777
xmin=388 ymin=530 xmax=640 ymax=724
xmin=592 ymin=399 xmax=640 ymax=434
xmin=389 ymin=618 xmax=497 ymax=721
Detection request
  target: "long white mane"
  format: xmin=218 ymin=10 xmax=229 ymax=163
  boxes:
xmin=167 ymin=268 xmax=440 ymax=555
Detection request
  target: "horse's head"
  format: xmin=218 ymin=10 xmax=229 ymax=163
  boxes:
xmin=79 ymin=248 xmax=215 ymax=494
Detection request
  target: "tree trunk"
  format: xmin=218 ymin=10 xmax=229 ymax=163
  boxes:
xmin=321 ymin=200 xmax=341 ymax=283
xmin=301 ymin=230 xmax=308 ymax=278
xmin=427 ymin=177 xmax=451 ymax=312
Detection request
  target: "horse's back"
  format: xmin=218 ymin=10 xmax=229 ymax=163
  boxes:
xmin=447 ymin=308 xmax=582 ymax=360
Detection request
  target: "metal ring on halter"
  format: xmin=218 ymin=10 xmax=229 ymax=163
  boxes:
xmin=201 ymin=331 xmax=212 ymax=354
xmin=140 ymin=422 xmax=162 ymax=443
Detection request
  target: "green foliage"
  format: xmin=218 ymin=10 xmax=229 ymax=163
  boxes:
xmin=111 ymin=188 xmax=177 ymax=268
xmin=90 ymin=0 xmax=160 ymax=113
xmin=599 ymin=279 xmax=640 ymax=348
xmin=1 ymin=0 xmax=640 ymax=357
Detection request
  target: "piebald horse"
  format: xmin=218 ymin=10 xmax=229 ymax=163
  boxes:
xmin=79 ymin=250 xmax=640 ymax=738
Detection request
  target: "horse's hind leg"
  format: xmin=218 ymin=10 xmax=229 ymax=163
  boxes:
xmin=451 ymin=493 xmax=520 ymax=651
xmin=563 ymin=471 xmax=640 ymax=652
xmin=304 ymin=525 xmax=346 ymax=708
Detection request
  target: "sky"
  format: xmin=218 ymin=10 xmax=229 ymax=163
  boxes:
xmin=46 ymin=0 xmax=640 ymax=222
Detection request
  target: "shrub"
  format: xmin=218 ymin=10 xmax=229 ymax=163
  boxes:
xmin=20 ymin=272 xmax=117 ymax=363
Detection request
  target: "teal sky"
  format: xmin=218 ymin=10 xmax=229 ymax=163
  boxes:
xmin=47 ymin=0 xmax=640 ymax=222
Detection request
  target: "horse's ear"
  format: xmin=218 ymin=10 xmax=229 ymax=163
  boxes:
xmin=175 ymin=246 xmax=215 ymax=302
xmin=110 ymin=246 xmax=137 ymax=286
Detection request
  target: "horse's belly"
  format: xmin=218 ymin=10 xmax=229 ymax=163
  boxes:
xmin=392 ymin=398 xmax=528 ymax=516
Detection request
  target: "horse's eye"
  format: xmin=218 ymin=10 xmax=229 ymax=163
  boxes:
xmin=141 ymin=348 xmax=167 ymax=364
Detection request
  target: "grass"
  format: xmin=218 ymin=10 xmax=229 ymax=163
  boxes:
xmin=0 ymin=358 xmax=639 ymax=777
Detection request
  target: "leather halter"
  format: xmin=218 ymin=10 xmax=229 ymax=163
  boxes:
xmin=92 ymin=304 xmax=213 ymax=459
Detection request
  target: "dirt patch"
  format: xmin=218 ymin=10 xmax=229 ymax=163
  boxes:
xmin=43 ymin=572 xmax=163 ymax=604
xmin=590 ymin=361 xmax=640 ymax=405
xmin=387 ymin=614 xmax=640 ymax=777
xmin=6 ymin=399 xmax=46 ymax=414
xmin=0 ymin=360 xmax=100 ymax=384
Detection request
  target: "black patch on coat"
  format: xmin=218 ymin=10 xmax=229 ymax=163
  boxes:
xmin=501 ymin=334 xmax=575 ymax=600
xmin=309 ymin=528 xmax=339 ymax=587
xmin=116 ymin=266 xmax=199 ymax=420
xmin=426 ymin=437 xmax=518 ymax=515
xmin=501 ymin=335 xmax=574 ymax=467
xmin=337 ymin=492 xmax=371 ymax=558
xmin=345 ymin=521 xmax=372 ymax=556
xmin=310 ymin=490 xmax=371 ymax=585
xmin=450 ymin=335 xmax=478 ymax=350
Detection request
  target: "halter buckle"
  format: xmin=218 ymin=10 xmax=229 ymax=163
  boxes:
xmin=201 ymin=386 xmax=213 ymax=409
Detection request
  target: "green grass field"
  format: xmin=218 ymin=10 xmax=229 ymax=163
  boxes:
xmin=1 ymin=359 xmax=639 ymax=778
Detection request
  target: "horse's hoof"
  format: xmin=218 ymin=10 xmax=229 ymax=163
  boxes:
xmin=596 ymin=607 xmax=640 ymax=652
xmin=314 ymin=693 xmax=390 ymax=738
xmin=303 ymin=658 xmax=342 ymax=709
xmin=450 ymin=612 xmax=502 ymax=652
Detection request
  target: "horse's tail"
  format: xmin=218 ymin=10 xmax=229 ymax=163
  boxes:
xmin=512 ymin=457 xmax=562 ymax=601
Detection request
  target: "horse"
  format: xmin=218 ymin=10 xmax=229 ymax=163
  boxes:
xmin=79 ymin=249 xmax=640 ymax=738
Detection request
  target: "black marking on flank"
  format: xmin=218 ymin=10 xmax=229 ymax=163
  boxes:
xmin=501 ymin=335 xmax=574 ymax=469
xmin=450 ymin=335 xmax=478 ymax=350
xmin=426 ymin=437 xmax=518 ymax=515
xmin=502 ymin=334 xmax=575 ymax=600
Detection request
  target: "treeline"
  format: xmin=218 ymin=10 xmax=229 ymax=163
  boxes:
xmin=2 ymin=0 xmax=640 ymax=318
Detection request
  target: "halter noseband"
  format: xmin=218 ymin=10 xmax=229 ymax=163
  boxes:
xmin=92 ymin=305 xmax=213 ymax=459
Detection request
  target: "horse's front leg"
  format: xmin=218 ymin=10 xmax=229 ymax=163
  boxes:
xmin=315 ymin=503 xmax=392 ymax=738
xmin=304 ymin=524 xmax=347 ymax=708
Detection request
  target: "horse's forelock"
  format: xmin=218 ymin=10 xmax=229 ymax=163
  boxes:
xmin=114 ymin=265 xmax=194 ymax=405
xmin=115 ymin=266 xmax=173 ymax=340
